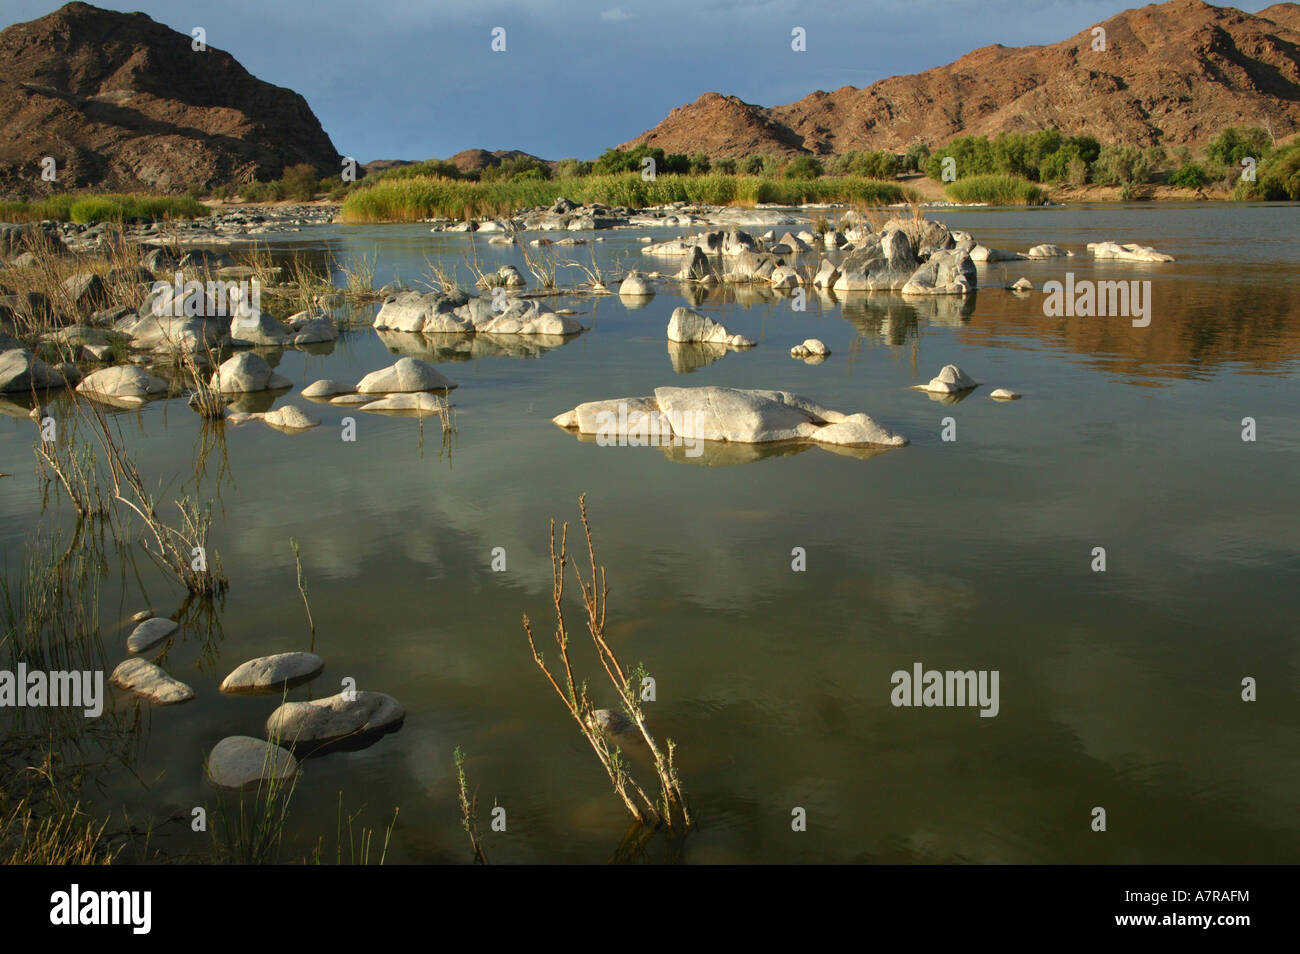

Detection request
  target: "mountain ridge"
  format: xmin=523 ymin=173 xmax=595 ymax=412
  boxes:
xmin=620 ymin=0 xmax=1300 ymax=158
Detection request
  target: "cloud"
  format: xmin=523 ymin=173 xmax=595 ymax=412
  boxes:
xmin=599 ymin=7 xmax=634 ymax=21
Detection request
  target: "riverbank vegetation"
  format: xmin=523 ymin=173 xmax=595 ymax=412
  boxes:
xmin=924 ymin=125 xmax=1300 ymax=202
xmin=339 ymin=172 xmax=912 ymax=222
xmin=0 ymin=194 xmax=207 ymax=224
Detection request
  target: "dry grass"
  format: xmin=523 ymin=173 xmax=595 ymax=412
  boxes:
xmin=522 ymin=495 xmax=690 ymax=830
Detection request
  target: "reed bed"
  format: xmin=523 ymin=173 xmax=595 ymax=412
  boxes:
xmin=342 ymin=174 xmax=913 ymax=222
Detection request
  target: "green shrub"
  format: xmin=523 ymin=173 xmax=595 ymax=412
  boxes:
xmin=1167 ymin=163 xmax=1208 ymax=188
xmin=832 ymin=150 xmax=901 ymax=179
xmin=554 ymin=158 xmax=592 ymax=178
xmin=480 ymin=156 xmax=552 ymax=183
xmin=1245 ymin=142 xmax=1300 ymax=199
xmin=1205 ymin=126 xmax=1272 ymax=169
xmin=380 ymin=159 xmax=464 ymax=181
xmin=1092 ymin=145 xmax=1155 ymax=186
xmin=902 ymin=141 xmax=930 ymax=173
xmin=783 ymin=155 xmax=824 ymax=179
xmin=281 ymin=163 xmax=321 ymax=201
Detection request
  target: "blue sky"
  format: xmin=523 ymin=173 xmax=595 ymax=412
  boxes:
xmin=4 ymin=0 xmax=1282 ymax=161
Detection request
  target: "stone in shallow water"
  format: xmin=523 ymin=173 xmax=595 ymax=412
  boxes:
xmin=331 ymin=392 xmax=376 ymax=405
xmin=261 ymin=404 xmax=320 ymax=430
xmin=912 ymin=364 xmax=979 ymax=394
xmin=207 ymin=736 xmax=298 ymax=791
xmin=220 ymin=652 xmax=325 ymax=694
xmin=76 ymin=365 xmax=169 ymax=403
xmin=111 ymin=657 xmax=195 ymax=705
xmin=265 ymin=690 xmax=405 ymax=754
xmin=989 ymin=388 xmax=1021 ymax=400
xmin=666 ymin=307 xmax=754 ymax=348
xmin=618 ymin=272 xmax=653 ymax=298
xmin=554 ymin=387 xmax=908 ymax=450
xmin=360 ymin=391 xmax=447 ymax=415
xmin=301 ymin=378 xmax=351 ymax=398
xmin=1087 ymin=241 xmax=1174 ymax=263
xmin=209 ymin=352 xmax=291 ymax=393
xmin=589 ymin=708 xmax=644 ymax=748
xmin=126 ymin=616 xmax=178 ymax=653
xmin=356 ymin=356 xmax=456 ymax=393
xmin=790 ymin=339 xmax=829 ymax=358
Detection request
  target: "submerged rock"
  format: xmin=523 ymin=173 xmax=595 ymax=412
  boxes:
xmin=265 ymin=690 xmax=405 ymax=753
xmin=359 ymin=391 xmax=448 ymax=415
xmin=111 ymin=658 xmax=195 ymax=705
xmin=220 ymin=652 xmax=325 ymax=694
xmin=589 ymin=708 xmax=643 ymax=748
xmin=990 ymin=388 xmax=1021 ymax=400
xmin=207 ymin=736 xmax=298 ymax=791
xmin=126 ymin=616 xmax=178 ymax=653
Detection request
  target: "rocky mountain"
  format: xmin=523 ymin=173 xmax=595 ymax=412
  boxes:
xmin=621 ymin=0 xmax=1300 ymax=157
xmin=0 ymin=2 xmax=341 ymax=194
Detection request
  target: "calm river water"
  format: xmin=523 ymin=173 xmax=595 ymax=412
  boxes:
xmin=1 ymin=202 xmax=1297 ymax=863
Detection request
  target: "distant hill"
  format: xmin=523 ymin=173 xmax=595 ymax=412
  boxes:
xmin=447 ymin=149 xmax=552 ymax=173
xmin=0 ymin=2 xmax=341 ymax=194
xmin=620 ymin=0 xmax=1300 ymax=158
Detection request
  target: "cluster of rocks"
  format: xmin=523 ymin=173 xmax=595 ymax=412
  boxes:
xmin=295 ymin=356 xmax=457 ymax=418
xmin=372 ymin=287 xmax=584 ymax=337
xmin=107 ymin=607 xmax=403 ymax=790
xmin=790 ymin=339 xmax=830 ymax=362
xmin=428 ymin=198 xmax=809 ymax=235
xmin=911 ymin=363 xmax=1021 ymax=401
xmin=629 ymin=218 xmax=980 ymax=298
xmin=54 ymin=206 xmax=337 ymax=254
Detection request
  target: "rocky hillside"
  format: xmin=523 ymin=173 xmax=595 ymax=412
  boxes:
xmin=621 ymin=0 xmax=1300 ymax=157
xmin=0 ymin=2 xmax=341 ymax=194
